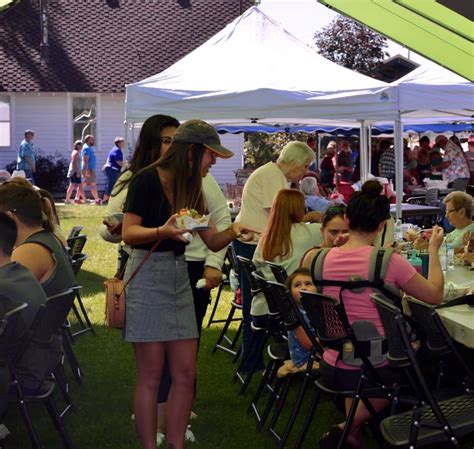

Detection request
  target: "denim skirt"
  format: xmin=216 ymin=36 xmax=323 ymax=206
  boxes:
xmin=123 ymin=250 xmax=198 ymax=342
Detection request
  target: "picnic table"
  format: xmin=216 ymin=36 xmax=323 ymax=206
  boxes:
xmin=390 ymin=203 xmax=440 ymax=219
xmin=438 ymin=266 xmax=474 ymax=348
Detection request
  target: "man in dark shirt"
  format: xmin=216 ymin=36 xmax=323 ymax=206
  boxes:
xmin=336 ymin=140 xmax=353 ymax=182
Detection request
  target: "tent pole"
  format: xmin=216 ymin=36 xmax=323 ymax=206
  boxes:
xmin=367 ymin=125 xmax=372 ymax=176
xmin=394 ymin=116 xmax=403 ymax=221
xmin=360 ymin=120 xmax=368 ymax=183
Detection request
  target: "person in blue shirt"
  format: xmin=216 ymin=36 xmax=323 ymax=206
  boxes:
xmin=102 ymin=136 xmax=125 ymax=204
xmin=300 ymin=176 xmax=344 ymax=213
xmin=81 ymin=134 xmax=101 ymax=204
xmin=16 ymin=130 xmax=36 ymax=183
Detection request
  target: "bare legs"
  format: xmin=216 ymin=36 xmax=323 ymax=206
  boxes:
xmin=66 ymin=182 xmax=86 ymax=203
xmin=133 ymin=339 xmax=197 ymax=449
xmin=82 ymin=181 xmax=100 ymax=202
xmin=339 ymin=397 xmax=389 ymax=448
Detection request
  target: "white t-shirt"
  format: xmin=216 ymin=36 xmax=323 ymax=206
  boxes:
xmin=235 ymin=162 xmax=289 ymax=240
xmin=251 ymin=222 xmax=322 ymax=316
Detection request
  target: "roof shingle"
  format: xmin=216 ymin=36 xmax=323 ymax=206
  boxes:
xmin=0 ymin=0 xmax=254 ymax=92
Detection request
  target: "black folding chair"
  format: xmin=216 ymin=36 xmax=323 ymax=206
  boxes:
xmin=68 ymin=253 xmax=95 ymax=339
xmin=373 ymin=293 xmax=474 ymax=448
xmin=66 ymin=235 xmax=87 ymax=257
xmin=261 ymin=281 xmax=324 ymax=449
xmin=3 ymin=291 xmax=77 ymax=449
xmin=299 ymin=291 xmax=396 ymax=449
xmin=212 ymin=252 xmax=243 ymax=358
xmin=207 ymin=246 xmax=237 ymax=327
xmin=66 ymin=226 xmax=83 ymax=240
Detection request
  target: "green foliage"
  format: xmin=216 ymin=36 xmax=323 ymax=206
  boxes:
xmin=6 ymin=150 xmax=68 ymax=194
xmin=244 ymin=131 xmax=312 ymax=168
xmin=314 ymin=15 xmax=389 ymax=77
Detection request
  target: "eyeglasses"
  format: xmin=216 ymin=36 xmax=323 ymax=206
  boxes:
xmin=446 ymin=208 xmax=460 ymax=214
xmin=160 ymin=137 xmax=173 ymax=144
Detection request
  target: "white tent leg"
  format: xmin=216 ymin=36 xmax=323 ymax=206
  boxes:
xmin=360 ymin=120 xmax=368 ymax=183
xmin=394 ymin=116 xmax=403 ymax=221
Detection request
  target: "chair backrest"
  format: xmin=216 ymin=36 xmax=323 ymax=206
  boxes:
xmin=32 ymin=289 xmax=75 ymax=345
xmin=67 ymin=226 xmax=84 ymax=240
xmin=452 ymin=178 xmax=468 ymax=192
xmin=0 ymin=302 xmax=29 ymax=362
xmin=425 ymin=188 xmax=440 ymax=205
xmin=264 ymin=260 xmax=288 ymax=283
xmin=251 ymin=271 xmax=281 ymax=317
xmin=236 ymin=255 xmax=260 ymax=295
xmin=267 ymin=281 xmax=323 ymax=353
xmin=299 ymin=291 xmax=347 ymax=347
xmin=405 ymin=297 xmax=449 ymax=355
xmin=371 ymin=294 xmax=410 ymax=367
xmin=66 ymin=235 xmax=87 ymax=256
xmin=70 ymin=253 xmax=88 ymax=277
xmin=408 ymin=297 xmax=474 ymax=381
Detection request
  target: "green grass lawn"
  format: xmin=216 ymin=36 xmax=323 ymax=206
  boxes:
xmin=4 ymin=204 xmax=473 ymax=448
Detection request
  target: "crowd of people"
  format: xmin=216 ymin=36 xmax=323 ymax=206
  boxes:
xmin=1 ymin=123 xmax=473 ymax=449
xmin=311 ymin=134 xmax=474 ymax=191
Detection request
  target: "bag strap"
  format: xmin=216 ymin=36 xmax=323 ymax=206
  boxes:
xmin=119 ymin=239 xmax=161 ymax=295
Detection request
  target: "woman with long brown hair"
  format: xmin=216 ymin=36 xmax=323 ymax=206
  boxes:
xmin=251 ymin=188 xmax=321 ymax=318
xmin=122 ymin=119 xmax=254 ymax=449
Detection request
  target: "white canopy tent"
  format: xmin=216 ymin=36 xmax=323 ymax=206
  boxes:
xmin=395 ymin=64 xmax=474 ymax=122
xmin=125 ymin=7 xmax=397 ymax=124
xmin=124 ymin=6 xmax=473 ymax=219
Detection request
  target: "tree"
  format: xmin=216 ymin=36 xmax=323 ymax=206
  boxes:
xmin=314 ymin=15 xmax=389 ymax=77
xmin=243 ymin=132 xmax=311 ymax=168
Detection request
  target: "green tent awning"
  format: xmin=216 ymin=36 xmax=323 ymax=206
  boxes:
xmin=0 ymin=0 xmax=18 ymax=12
xmin=318 ymin=0 xmax=474 ymax=81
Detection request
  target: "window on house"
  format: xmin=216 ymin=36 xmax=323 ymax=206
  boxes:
xmin=72 ymin=97 xmax=96 ymax=143
xmin=0 ymin=96 xmax=10 ymax=147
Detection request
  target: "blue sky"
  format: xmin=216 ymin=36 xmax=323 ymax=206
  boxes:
xmin=258 ymin=0 xmax=429 ymax=64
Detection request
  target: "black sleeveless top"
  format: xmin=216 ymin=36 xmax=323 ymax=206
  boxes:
xmin=22 ymin=230 xmax=75 ymax=297
xmin=123 ymin=166 xmax=186 ymax=255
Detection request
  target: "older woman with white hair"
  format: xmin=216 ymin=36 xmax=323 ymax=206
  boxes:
xmin=233 ymin=140 xmax=315 ymax=372
xmin=300 ymin=176 xmax=344 ymax=213
xmin=443 ymin=191 xmax=474 ymax=248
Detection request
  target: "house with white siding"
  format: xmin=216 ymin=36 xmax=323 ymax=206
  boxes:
xmin=0 ymin=0 xmax=249 ymax=190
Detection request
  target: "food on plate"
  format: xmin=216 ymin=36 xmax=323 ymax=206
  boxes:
xmin=413 ymin=237 xmax=429 ymax=251
xmin=404 ymin=228 xmax=418 ymax=242
xmin=176 ymin=208 xmax=210 ymax=230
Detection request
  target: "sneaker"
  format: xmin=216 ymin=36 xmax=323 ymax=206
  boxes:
xmin=185 ymin=425 xmax=196 ymax=443
xmin=94 ymin=199 xmax=103 ymax=205
xmin=156 ymin=432 xmax=166 ymax=446
xmin=64 ymin=199 xmax=73 ymax=204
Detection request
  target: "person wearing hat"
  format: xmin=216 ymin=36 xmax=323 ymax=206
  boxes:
xmin=121 ymin=119 xmax=255 ymax=449
xmin=16 ymin=130 xmax=35 ymax=184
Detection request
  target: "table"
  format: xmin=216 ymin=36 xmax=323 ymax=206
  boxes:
xmin=438 ymin=266 xmax=474 ymax=348
xmin=390 ymin=203 xmax=440 ymax=219
xmin=411 ymin=187 xmax=453 ymax=197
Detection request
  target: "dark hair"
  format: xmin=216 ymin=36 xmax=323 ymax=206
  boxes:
xmin=321 ymin=204 xmax=346 ymax=228
xmin=0 ymin=212 xmax=18 ymax=256
xmin=286 ymin=267 xmax=312 ymax=290
xmin=378 ymin=139 xmax=392 ymax=151
xmin=419 ymin=136 xmax=430 ymax=145
xmin=154 ymin=142 xmax=207 ymax=214
xmin=0 ymin=183 xmax=43 ymax=227
xmin=114 ymin=114 xmax=180 ymax=195
xmin=346 ymin=180 xmax=390 ymax=233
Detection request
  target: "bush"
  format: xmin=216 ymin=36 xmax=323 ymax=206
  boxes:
xmin=5 ymin=150 xmax=69 ymax=195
